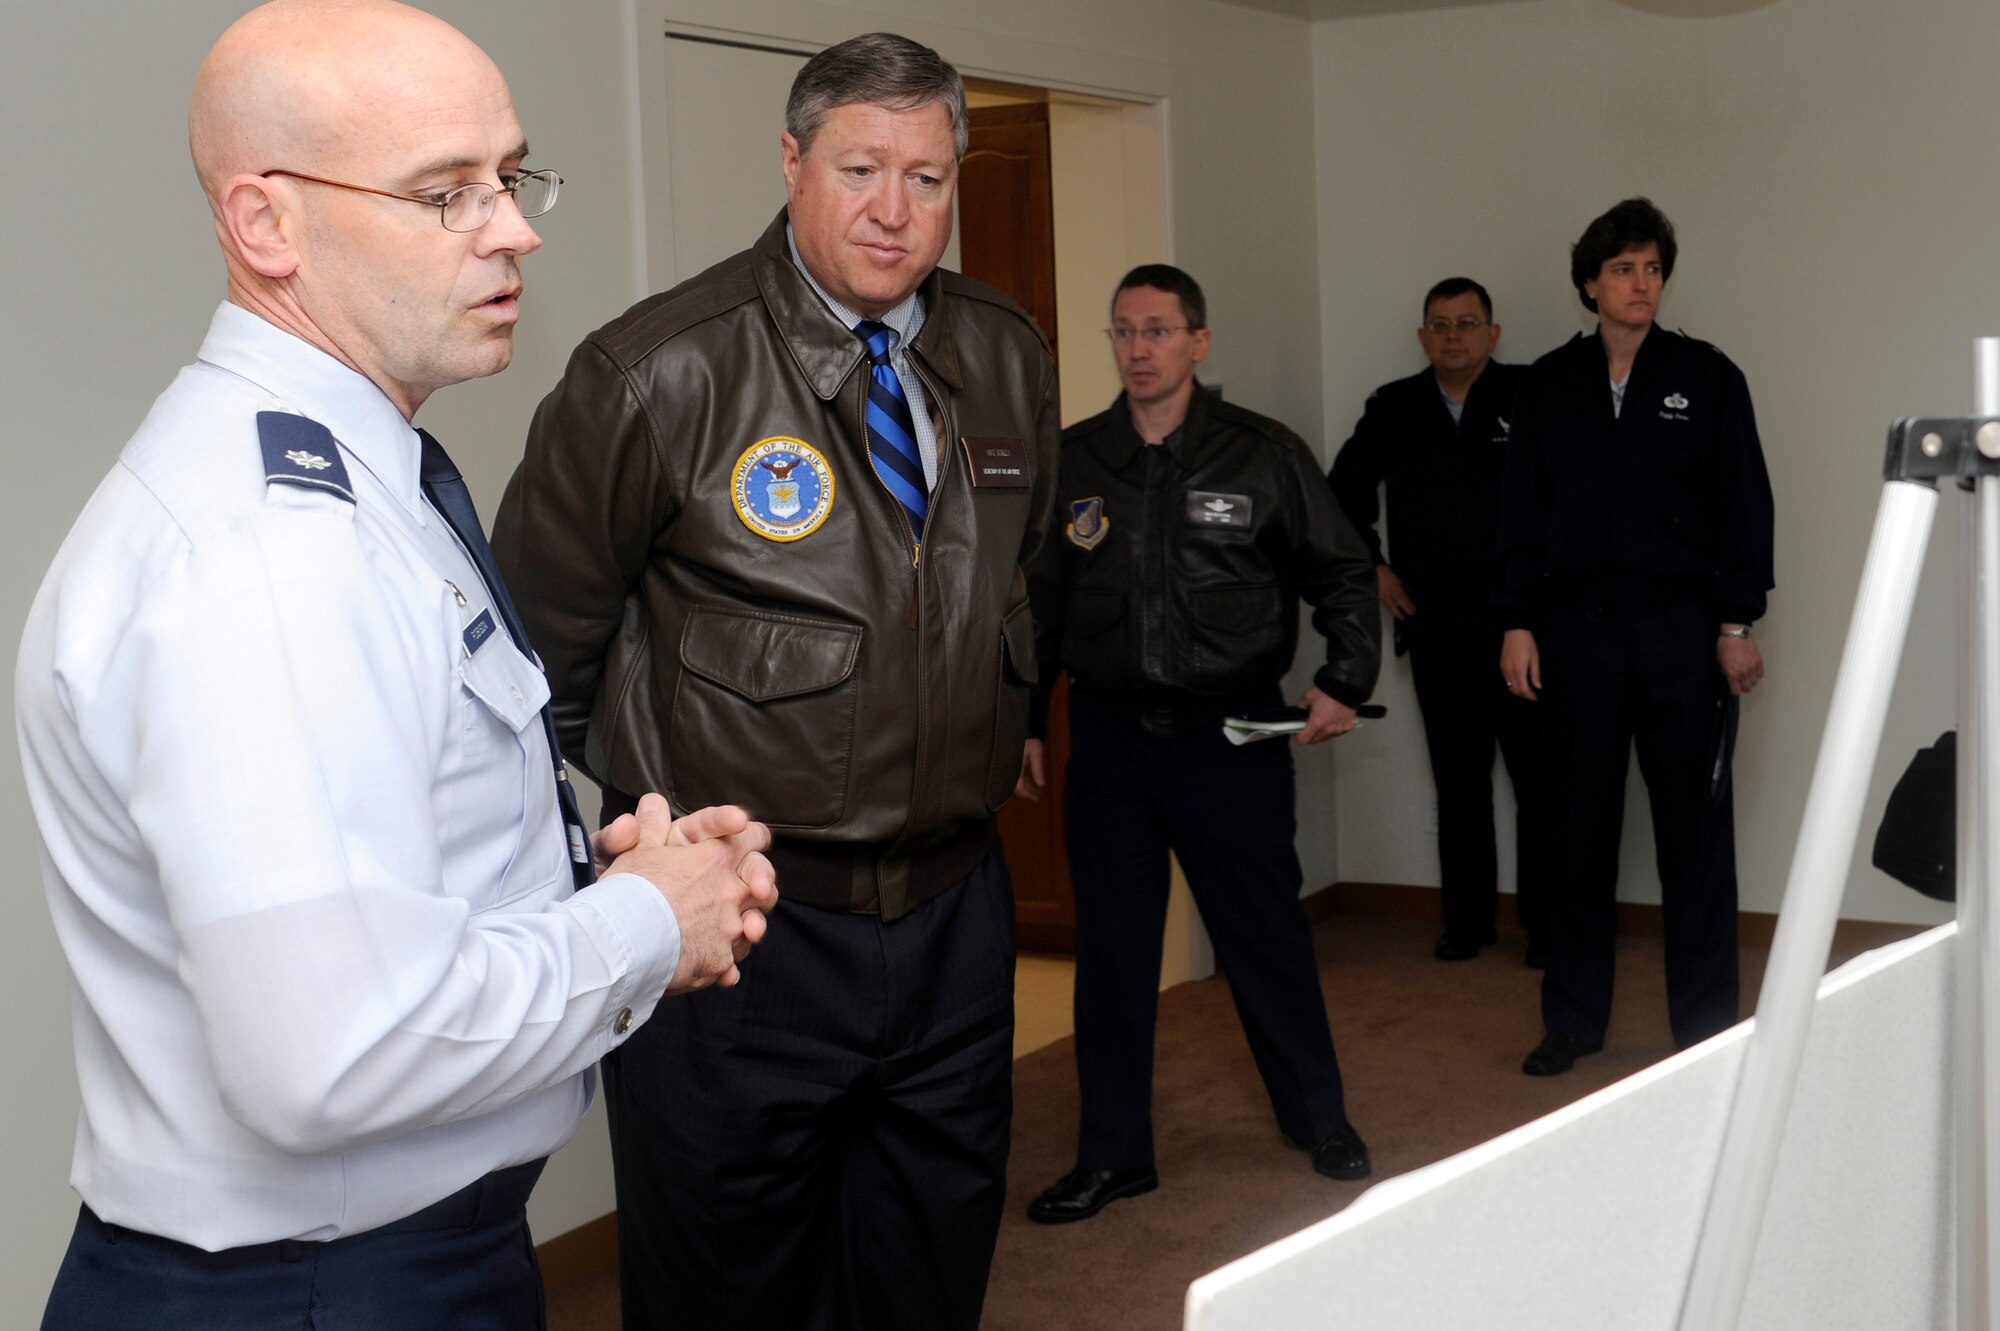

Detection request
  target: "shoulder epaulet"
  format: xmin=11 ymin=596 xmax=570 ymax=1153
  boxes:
xmin=257 ymin=411 xmax=354 ymax=503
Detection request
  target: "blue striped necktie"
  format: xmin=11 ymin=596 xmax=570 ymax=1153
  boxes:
xmin=854 ymin=320 xmax=927 ymax=542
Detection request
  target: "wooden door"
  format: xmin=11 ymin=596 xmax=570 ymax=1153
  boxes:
xmin=958 ymin=102 xmax=1076 ymax=954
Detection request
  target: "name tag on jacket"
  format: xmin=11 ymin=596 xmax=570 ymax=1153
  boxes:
xmin=960 ymin=437 xmax=1032 ymax=489
xmin=1186 ymin=490 xmax=1252 ymax=528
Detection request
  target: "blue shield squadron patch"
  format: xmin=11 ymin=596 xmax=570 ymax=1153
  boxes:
xmin=1066 ymin=496 xmax=1109 ymax=551
xmin=731 ymin=436 xmax=835 ymax=542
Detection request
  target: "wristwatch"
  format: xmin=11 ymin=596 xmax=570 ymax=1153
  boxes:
xmin=1718 ymin=625 xmax=1752 ymax=640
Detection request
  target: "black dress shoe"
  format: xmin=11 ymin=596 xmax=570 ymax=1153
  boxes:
xmin=1521 ymin=1032 xmax=1603 ymax=1077
xmin=1433 ymin=927 xmax=1498 ymax=961
xmin=1524 ymin=939 xmax=1549 ymax=970
xmin=1026 ymin=1166 xmax=1159 ymax=1224
xmin=1309 ymin=1124 xmax=1372 ymax=1181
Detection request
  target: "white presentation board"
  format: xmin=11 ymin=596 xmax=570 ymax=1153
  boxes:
xmin=1187 ymin=925 xmax=1955 ymax=1330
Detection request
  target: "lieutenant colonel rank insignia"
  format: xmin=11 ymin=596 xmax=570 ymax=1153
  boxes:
xmin=1066 ymin=496 xmax=1109 ymax=550
xmin=731 ymin=436 xmax=835 ymax=542
xmin=257 ymin=411 xmax=354 ymax=503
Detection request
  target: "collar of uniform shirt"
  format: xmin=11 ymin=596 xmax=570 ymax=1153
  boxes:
xmin=1435 ymin=378 xmax=1466 ymax=424
xmin=784 ymin=223 xmax=942 ymax=491
xmin=197 ymin=301 xmax=430 ymax=518
xmin=785 ymin=223 xmax=927 ymax=352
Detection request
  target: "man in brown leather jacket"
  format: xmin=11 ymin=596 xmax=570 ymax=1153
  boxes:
xmin=492 ymin=32 xmax=1057 ymax=1331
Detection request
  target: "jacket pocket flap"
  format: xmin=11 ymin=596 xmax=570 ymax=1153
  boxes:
xmin=1068 ymin=589 xmax=1126 ymax=639
xmin=1001 ymin=601 xmax=1039 ymax=685
xmin=679 ymin=607 xmax=862 ymax=702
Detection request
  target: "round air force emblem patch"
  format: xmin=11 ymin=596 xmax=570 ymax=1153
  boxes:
xmin=731 ymin=436 xmax=835 ymax=542
xmin=1066 ymin=496 xmax=1109 ymax=551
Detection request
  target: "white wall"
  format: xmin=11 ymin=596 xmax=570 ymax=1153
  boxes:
xmin=1049 ymin=93 xmax=1171 ymax=426
xmin=1 ymin=0 xmax=1324 ymax=1319
xmin=1314 ymin=0 xmax=1974 ymax=929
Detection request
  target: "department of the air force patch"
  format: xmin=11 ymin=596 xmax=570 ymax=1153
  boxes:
xmin=1067 ymin=496 xmax=1109 ymax=550
xmin=731 ymin=436 xmax=835 ymax=542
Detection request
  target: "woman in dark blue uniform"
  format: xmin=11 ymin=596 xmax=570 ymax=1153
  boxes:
xmin=1497 ymin=199 xmax=1774 ymax=1076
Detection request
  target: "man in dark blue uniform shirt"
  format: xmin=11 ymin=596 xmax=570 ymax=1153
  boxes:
xmin=1330 ymin=278 xmax=1547 ymax=965
xmin=1017 ymin=265 xmax=1380 ymax=1223
xmin=1498 ymin=199 xmax=1774 ymax=1076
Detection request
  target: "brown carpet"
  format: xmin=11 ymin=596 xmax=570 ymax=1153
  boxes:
xmin=549 ymin=908 xmax=1922 ymax=1331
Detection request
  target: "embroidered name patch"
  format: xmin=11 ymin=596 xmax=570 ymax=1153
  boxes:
xmin=462 ymin=609 xmax=499 ymax=654
xmin=960 ymin=436 xmax=1032 ymax=489
xmin=731 ymin=437 xmax=835 ymax=542
xmin=1067 ymin=496 xmax=1109 ymax=550
xmin=1186 ymin=490 xmax=1251 ymax=528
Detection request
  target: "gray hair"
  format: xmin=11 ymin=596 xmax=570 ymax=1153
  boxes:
xmin=786 ymin=32 xmax=968 ymax=159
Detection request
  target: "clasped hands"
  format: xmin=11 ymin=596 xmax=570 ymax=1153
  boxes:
xmin=595 ymin=795 xmax=778 ymax=994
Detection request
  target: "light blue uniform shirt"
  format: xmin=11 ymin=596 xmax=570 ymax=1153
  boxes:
xmin=16 ymin=303 xmax=681 ymax=1249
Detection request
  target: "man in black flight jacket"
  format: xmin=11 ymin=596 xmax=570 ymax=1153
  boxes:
xmin=1498 ymin=199 xmax=1774 ymax=1077
xmin=1018 ymin=265 xmax=1381 ymax=1224
xmin=1330 ymin=277 xmax=1548 ymax=966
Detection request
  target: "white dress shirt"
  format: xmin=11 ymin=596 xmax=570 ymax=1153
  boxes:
xmin=16 ymin=303 xmax=681 ymax=1251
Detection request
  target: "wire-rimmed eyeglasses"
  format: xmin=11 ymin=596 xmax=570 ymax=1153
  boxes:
xmin=1421 ymin=317 xmax=1488 ymax=336
xmin=1106 ymin=325 xmax=1190 ymax=346
xmin=261 ymin=168 xmax=563 ymax=233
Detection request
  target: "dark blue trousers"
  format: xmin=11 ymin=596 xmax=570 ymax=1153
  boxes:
xmin=1064 ymin=692 xmax=1350 ymax=1170
xmin=41 ymin=1160 xmax=547 ymax=1330
xmin=1537 ymin=601 xmax=1741 ymax=1048
xmin=1406 ymin=600 xmax=1549 ymax=941
xmin=603 ymin=845 xmax=1015 ymax=1331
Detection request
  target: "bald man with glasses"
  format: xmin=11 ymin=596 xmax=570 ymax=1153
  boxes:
xmin=20 ymin=4 xmax=773 ymax=1326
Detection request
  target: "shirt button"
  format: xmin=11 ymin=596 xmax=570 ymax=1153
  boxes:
xmin=509 ymin=684 xmax=524 ymax=703
xmin=614 ymin=1008 xmax=634 ymax=1035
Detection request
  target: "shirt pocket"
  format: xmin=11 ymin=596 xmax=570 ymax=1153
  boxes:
xmin=449 ymin=630 xmax=558 ymax=909
xmin=460 ymin=630 xmax=550 ymax=733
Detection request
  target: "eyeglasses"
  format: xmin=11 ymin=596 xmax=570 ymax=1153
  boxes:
xmin=261 ymin=168 xmax=563 ymax=233
xmin=1422 ymin=317 xmax=1488 ymax=336
xmin=1106 ymin=325 xmax=1190 ymax=345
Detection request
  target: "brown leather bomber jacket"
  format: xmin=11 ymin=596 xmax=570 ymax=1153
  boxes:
xmin=493 ymin=213 xmax=1060 ymax=920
